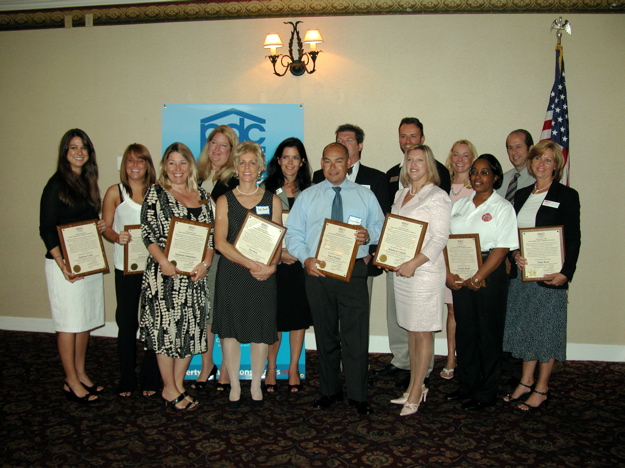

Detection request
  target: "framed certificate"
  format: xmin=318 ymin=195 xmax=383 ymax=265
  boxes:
xmin=123 ymin=224 xmax=148 ymax=275
xmin=519 ymin=225 xmax=565 ymax=282
xmin=164 ymin=217 xmax=212 ymax=276
xmin=315 ymin=219 xmax=360 ymax=282
xmin=444 ymin=233 xmax=484 ymax=286
xmin=281 ymin=210 xmax=289 ymax=248
xmin=57 ymin=219 xmax=110 ymax=276
xmin=373 ymin=214 xmax=428 ymax=270
xmin=233 ymin=211 xmax=286 ymax=265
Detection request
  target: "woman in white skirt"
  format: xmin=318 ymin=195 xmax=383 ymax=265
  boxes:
xmin=40 ymin=129 xmax=106 ymax=404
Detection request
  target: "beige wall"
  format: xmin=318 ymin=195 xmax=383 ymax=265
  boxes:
xmin=1 ymin=14 xmax=623 ymax=346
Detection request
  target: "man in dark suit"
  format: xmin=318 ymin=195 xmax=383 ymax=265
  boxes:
xmin=376 ymin=117 xmax=451 ymax=384
xmin=313 ymin=124 xmax=390 ymax=281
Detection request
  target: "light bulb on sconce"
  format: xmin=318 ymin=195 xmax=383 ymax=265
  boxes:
xmin=263 ymin=21 xmax=323 ymax=77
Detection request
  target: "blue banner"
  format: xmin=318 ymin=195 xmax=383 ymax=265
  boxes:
xmin=162 ymin=103 xmax=305 ymax=381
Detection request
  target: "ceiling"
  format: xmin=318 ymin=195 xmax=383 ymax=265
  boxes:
xmin=0 ymin=0 xmax=175 ymax=11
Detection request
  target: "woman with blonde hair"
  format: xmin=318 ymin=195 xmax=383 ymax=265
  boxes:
xmin=440 ymin=139 xmax=478 ymax=380
xmin=389 ymin=144 xmax=451 ymax=416
xmin=102 ymin=143 xmax=160 ymax=398
xmin=212 ymin=141 xmax=282 ymax=409
xmin=140 ymin=142 xmax=215 ymax=410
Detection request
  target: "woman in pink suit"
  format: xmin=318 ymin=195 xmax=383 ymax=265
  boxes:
xmin=389 ymin=144 xmax=451 ymax=416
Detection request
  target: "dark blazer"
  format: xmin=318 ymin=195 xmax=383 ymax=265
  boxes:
xmin=207 ymin=177 xmax=238 ymax=203
xmin=313 ymin=163 xmax=390 ymax=276
xmin=386 ymin=160 xmax=451 ymax=203
xmin=512 ymin=181 xmax=581 ymax=289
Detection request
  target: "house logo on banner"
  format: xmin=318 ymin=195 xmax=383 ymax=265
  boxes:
xmin=200 ymin=109 xmax=267 ymax=154
xmin=162 ymin=103 xmax=304 ymax=166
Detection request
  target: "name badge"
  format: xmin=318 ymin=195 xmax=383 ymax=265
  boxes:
xmin=256 ymin=206 xmax=270 ymax=215
xmin=347 ymin=215 xmax=362 ymax=226
xmin=542 ymin=200 xmax=560 ymax=208
xmin=276 ymin=187 xmax=283 ymax=195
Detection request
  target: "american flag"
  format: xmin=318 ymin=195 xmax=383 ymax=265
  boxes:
xmin=540 ymin=44 xmax=570 ymax=185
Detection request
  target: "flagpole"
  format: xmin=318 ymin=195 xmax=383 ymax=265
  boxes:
xmin=540 ymin=17 xmax=572 ymax=186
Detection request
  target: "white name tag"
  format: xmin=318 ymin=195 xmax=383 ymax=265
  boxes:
xmin=542 ymin=200 xmax=560 ymax=208
xmin=361 ymin=184 xmax=371 ymax=190
xmin=347 ymin=215 xmax=362 ymax=226
xmin=276 ymin=187 xmax=283 ymax=195
xmin=256 ymin=206 xmax=270 ymax=215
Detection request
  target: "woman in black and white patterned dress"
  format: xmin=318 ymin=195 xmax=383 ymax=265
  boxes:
xmin=212 ymin=141 xmax=282 ymax=409
xmin=140 ymin=142 xmax=214 ymax=411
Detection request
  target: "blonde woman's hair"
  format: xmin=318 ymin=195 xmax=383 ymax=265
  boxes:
xmin=445 ymin=139 xmax=477 ymax=188
xmin=197 ymin=125 xmax=239 ymax=185
xmin=399 ymin=144 xmax=440 ymax=188
xmin=157 ymin=142 xmax=199 ymax=191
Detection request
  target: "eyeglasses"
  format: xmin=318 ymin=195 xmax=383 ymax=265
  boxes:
xmin=469 ymin=170 xmax=492 ymax=176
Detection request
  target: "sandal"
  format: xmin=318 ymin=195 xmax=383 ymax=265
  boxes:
xmin=191 ymin=365 xmax=218 ymax=390
xmin=440 ymin=367 xmax=456 ymax=380
xmin=63 ymin=382 xmax=98 ymax=404
xmin=264 ymin=367 xmax=277 ymax=393
xmin=288 ymin=384 xmax=302 ymax=393
xmin=517 ymin=390 xmax=549 ymax=412
xmin=81 ymin=381 xmax=104 ymax=394
xmin=503 ymin=381 xmax=535 ymax=403
xmin=164 ymin=391 xmax=200 ymax=411
xmin=216 ymin=382 xmax=231 ymax=392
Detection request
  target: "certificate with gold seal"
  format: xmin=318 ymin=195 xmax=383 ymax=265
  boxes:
xmin=373 ymin=214 xmax=427 ymax=270
xmin=519 ymin=226 xmax=565 ymax=282
xmin=164 ymin=217 xmax=212 ymax=276
xmin=123 ymin=224 xmax=148 ymax=275
xmin=234 ymin=211 xmax=286 ymax=265
xmin=444 ymin=233 xmax=484 ymax=286
xmin=315 ymin=219 xmax=360 ymax=282
xmin=57 ymin=219 xmax=110 ymax=277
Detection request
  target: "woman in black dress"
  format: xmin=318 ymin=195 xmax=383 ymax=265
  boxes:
xmin=262 ymin=138 xmax=313 ymax=393
xmin=212 ymin=141 xmax=282 ymax=409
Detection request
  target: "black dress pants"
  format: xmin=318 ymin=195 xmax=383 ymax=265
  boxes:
xmin=305 ymin=260 xmax=370 ymax=402
xmin=452 ymin=259 xmax=508 ymax=403
xmin=115 ymin=269 xmax=160 ymax=393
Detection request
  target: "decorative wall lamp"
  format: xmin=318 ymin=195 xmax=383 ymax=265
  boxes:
xmin=263 ymin=21 xmax=323 ymax=77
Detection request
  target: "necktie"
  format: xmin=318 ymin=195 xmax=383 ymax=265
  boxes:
xmin=331 ymin=187 xmax=343 ymax=222
xmin=505 ymin=172 xmax=520 ymax=203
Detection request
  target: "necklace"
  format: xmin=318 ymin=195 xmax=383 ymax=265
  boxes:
xmin=533 ymin=182 xmax=552 ymax=194
xmin=450 ymin=183 xmax=464 ymax=197
xmin=236 ymin=185 xmax=259 ymax=196
xmin=409 ymin=184 xmax=425 ymax=196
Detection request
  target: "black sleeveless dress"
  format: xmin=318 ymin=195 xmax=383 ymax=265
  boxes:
xmin=212 ymin=190 xmax=278 ymax=344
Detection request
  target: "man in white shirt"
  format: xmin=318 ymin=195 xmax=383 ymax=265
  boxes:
xmin=496 ymin=129 xmax=535 ymax=203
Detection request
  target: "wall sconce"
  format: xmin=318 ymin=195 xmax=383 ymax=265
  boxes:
xmin=263 ymin=21 xmax=323 ymax=77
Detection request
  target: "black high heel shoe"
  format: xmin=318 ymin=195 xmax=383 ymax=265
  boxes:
xmin=81 ymin=381 xmax=104 ymax=394
xmin=163 ymin=391 xmax=200 ymax=411
xmin=216 ymin=382 xmax=231 ymax=392
xmin=503 ymin=381 xmax=535 ymax=403
xmin=516 ymin=390 xmax=549 ymax=412
xmin=64 ymin=382 xmax=98 ymax=404
xmin=191 ymin=365 xmax=218 ymax=389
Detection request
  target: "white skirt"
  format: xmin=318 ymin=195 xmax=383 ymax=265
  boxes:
xmin=44 ymin=259 xmax=105 ymax=333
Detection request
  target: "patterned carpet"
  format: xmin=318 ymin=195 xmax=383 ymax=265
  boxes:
xmin=1 ymin=330 xmax=623 ymax=467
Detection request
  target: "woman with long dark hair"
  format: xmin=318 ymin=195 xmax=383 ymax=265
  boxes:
xmin=262 ymin=137 xmax=313 ymax=393
xmin=40 ymin=128 xmax=106 ymax=403
xmin=102 ymin=143 xmax=160 ymax=398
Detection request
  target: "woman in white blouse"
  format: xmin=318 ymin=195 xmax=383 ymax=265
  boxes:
xmin=444 ymin=154 xmax=518 ymax=411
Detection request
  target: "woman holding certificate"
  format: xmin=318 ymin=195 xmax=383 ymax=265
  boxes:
xmin=441 ymin=140 xmax=478 ymax=381
xmin=262 ymin=137 xmax=313 ymax=393
xmin=502 ymin=141 xmax=580 ymax=411
xmin=193 ymin=125 xmax=239 ymax=392
xmin=140 ymin=142 xmax=214 ymax=411
xmin=39 ymin=128 xmax=106 ymax=404
xmin=213 ymin=141 xmax=282 ymax=409
xmin=102 ymin=143 xmax=160 ymax=398
xmin=445 ymin=154 xmax=518 ymax=411
xmin=389 ymin=145 xmax=451 ymax=416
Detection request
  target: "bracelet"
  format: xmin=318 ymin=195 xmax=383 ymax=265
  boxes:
xmin=202 ymin=261 xmax=209 ymax=269
xmin=472 ymin=276 xmax=481 ymax=284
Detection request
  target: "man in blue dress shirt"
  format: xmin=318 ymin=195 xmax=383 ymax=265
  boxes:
xmin=285 ymin=142 xmax=384 ymax=415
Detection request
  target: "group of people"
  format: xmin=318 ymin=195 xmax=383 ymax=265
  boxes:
xmin=40 ymin=118 xmax=580 ymax=416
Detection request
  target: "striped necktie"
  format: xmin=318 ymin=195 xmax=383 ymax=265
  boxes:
xmin=505 ymin=172 xmax=520 ymax=203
